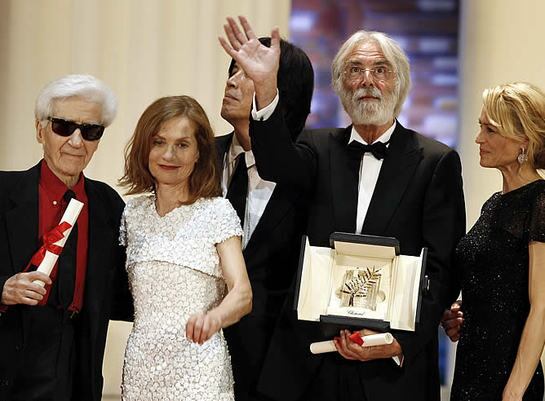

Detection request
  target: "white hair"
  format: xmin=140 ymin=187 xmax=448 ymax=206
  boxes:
xmin=34 ymin=74 xmax=117 ymax=126
xmin=331 ymin=30 xmax=411 ymax=118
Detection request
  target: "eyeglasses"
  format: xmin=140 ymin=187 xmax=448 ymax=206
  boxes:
xmin=344 ymin=65 xmax=395 ymax=82
xmin=47 ymin=117 xmax=105 ymax=141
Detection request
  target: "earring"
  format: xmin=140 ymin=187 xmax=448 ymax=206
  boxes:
xmin=518 ymin=147 xmax=528 ymax=164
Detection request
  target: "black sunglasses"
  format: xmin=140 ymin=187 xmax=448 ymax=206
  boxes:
xmin=47 ymin=117 xmax=105 ymax=141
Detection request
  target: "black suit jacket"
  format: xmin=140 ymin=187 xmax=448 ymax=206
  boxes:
xmin=216 ymin=133 xmax=307 ymax=400
xmin=249 ymin=104 xmax=466 ymax=401
xmin=0 ymin=163 xmax=133 ymax=401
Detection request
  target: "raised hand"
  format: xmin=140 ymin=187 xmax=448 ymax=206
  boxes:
xmin=219 ymin=16 xmax=280 ymax=108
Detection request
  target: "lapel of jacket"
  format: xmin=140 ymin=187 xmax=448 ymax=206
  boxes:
xmin=83 ymin=180 xmax=112 ymax=334
xmin=362 ymin=122 xmax=422 ymax=234
xmin=243 ymin=186 xmax=293 ymax=259
xmin=5 ymin=163 xmax=40 ymax=273
xmin=215 ymin=132 xmax=233 ymax=174
xmin=330 ymin=127 xmax=359 ymax=233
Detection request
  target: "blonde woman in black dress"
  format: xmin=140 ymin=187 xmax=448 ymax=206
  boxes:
xmin=449 ymin=82 xmax=545 ymax=401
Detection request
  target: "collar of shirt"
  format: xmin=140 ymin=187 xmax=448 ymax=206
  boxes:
xmin=40 ymin=159 xmax=86 ymax=205
xmin=38 ymin=159 xmax=89 ymax=313
xmin=228 ymin=134 xmax=256 ymax=169
xmin=224 ymin=133 xmax=276 ymax=249
xmin=348 ymin=120 xmax=397 ymax=146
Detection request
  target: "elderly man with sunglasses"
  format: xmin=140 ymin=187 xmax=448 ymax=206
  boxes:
xmin=0 ymin=74 xmax=133 ymax=401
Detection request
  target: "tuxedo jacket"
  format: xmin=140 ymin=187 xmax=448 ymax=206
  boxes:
xmin=0 ymin=163 xmax=133 ymax=401
xmin=249 ymin=104 xmax=466 ymax=401
xmin=216 ymin=133 xmax=307 ymax=400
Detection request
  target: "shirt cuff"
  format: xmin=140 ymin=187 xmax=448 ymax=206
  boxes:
xmin=251 ymin=90 xmax=279 ymax=121
xmin=392 ymin=354 xmax=404 ymax=367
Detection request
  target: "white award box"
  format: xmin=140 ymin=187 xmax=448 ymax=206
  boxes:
xmin=294 ymin=232 xmax=428 ymax=331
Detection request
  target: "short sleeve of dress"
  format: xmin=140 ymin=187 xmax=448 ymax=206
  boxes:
xmin=529 ymin=182 xmax=545 ymax=243
xmin=211 ymin=198 xmax=243 ymax=245
xmin=119 ymin=206 xmax=128 ymax=247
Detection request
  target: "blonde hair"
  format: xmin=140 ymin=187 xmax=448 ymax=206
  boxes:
xmin=331 ymin=30 xmax=411 ymax=118
xmin=482 ymin=82 xmax=545 ymax=169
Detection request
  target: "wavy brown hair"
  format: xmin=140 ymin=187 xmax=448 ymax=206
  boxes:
xmin=119 ymin=96 xmax=220 ymax=202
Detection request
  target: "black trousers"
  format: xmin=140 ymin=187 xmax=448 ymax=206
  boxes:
xmin=299 ymin=356 xmax=369 ymax=401
xmin=11 ymin=306 xmax=77 ymax=401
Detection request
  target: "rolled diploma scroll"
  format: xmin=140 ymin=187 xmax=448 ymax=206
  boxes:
xmin=33 ymin=198 xmax=84 ymax=287
xmin=310 ymin=332 xmax=394 ymax=354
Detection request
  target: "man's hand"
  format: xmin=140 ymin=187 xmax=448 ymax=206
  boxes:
xmin=441 ymin=301 xmax=463 ymax=342
xmin=334 ymin=329 xmax=403 ymax=361
xmin=1 ymin=271 xmax=52 ymax=306
xmin=218 ymin=16 xmax=280 ymax=108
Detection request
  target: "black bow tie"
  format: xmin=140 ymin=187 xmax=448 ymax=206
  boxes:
xmin=347 ymin=140 xmax=390 ymax=160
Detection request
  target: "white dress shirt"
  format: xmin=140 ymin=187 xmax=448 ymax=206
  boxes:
xmin=251 ymin=92 xmax=395 ymax=234
xmin=222 ymin=134 xmax=276 ymax=249
xmin=350 ymin=123 xmax=396 ymax=233
xmin=252 ymin=93 xmax=402 ymax=365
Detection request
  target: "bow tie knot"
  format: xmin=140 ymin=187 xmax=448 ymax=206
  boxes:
xmin=347 ymin=140 xmax=389 ymax=160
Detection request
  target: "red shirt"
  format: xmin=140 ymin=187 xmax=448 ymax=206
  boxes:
xmin=38 ymin=160 xmax=89 ymax=313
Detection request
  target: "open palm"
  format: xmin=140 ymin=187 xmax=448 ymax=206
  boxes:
xmin=219 ymin=16 xmax=280 ymax=86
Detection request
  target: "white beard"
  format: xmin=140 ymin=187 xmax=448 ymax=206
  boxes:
xmin=340 ymin=86 xmax=398 ymax=126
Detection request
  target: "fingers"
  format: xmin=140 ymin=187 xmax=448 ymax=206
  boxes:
xmin=450 ymin=301 xmax=462 ymax=312
xmin=218 ymin=35 xmax=237 ymax=59
xmin=442 ymin=315 xmax=463 ymax=329
xmin=229 ymin=16 xmax=249 ymax=45
xmin=446 ymin=327 xmax=461 ymax=342
xmin=221 ymin=16 xmax=262 ymax=52
xmin=335 ymin=330 xmax=403 ymax=361
xmin=224 ymin=17 xmax=247 ymax=50
xmin=238 ymin=16 xmax=257 ymax=40
xmin=443 ymin=316 xmax=463 ymax=342
xmin=441 ymin=305 xmax=464 ymax=342
xmin=198 ymin=316 xmax=211 ymax=344
xmin=186 ymin=313 xmax=221 ymax=345
xmin=186 ymin=315 xmax=196 ymax=342
xmin=335 ymin=330 xmax=364 ymax=360
xmin=270 ymin=27 xmax=281 ymax=50
xmin=1 ymin=272 xmax=51 ymax=306
xmin=360 ymin=328 xmax=379 ymax=337
xmin=19 ymin=290 xmax=41 ymax=305
xmin=223 ymin=19 xmax=242 ymax=51
xmin=442 ymin=308 xmax=463 ymax=322
xmin=186 ymin=313 xmax=204 ymax=344
xmin=441 ymin=308 xmax=453 ymax=320
xmin=27 ymin=271 xmax=52 ymax=287
xmin=334 ymin=332 xmax=354 ymax=360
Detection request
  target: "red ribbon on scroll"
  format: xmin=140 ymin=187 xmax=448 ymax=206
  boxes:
xmin=0 ymin=221 xmax=73 ymax=313
xmin=25 ymin=221 xmax=73 ymax=270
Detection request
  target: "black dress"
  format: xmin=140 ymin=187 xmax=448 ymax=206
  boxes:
xmin=451 ymin=180 xmax=545 ymax=401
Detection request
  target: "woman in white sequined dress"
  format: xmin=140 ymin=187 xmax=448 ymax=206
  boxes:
xmin=118 ymin=96 xmax=252 ymax=401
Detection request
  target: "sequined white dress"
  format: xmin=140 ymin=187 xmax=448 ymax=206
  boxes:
xmin=119 ymin=195 xmax=243 ymax=401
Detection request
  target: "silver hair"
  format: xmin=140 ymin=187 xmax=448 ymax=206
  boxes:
xmin=331 ymin=30 xmax=411 ymax=118
xmin=34 ymin=74 xmax=117 ymax=126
